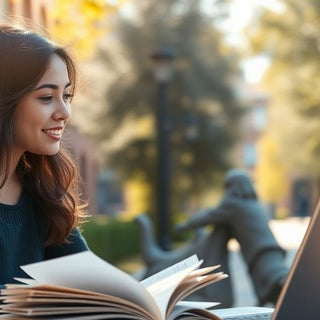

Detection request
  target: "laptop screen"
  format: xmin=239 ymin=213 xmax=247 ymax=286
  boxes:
xmin=272 ymin=198 xmax=320 ymax=319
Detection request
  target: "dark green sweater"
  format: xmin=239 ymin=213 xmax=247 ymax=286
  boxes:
xmin=0 ymin=191 xmax=88 ymax=289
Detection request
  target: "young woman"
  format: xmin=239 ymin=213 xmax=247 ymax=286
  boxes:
xmin=0 ymin=24 xmax=89 ymax=288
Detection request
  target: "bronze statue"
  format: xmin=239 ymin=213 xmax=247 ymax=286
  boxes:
xmin=135 ymin=214 xmax=233 ymax=307
xmin=135 ymin=169 xmax=289 ymax=307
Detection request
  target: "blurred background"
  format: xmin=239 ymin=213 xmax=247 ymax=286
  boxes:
xmin=1 ymin=0 xmax=318 ymax=306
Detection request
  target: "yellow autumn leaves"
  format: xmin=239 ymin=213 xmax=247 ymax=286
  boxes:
xmin=49 ymin=0 xmax=128 ymax=60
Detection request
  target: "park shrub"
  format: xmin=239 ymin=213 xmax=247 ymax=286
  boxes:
xmin=81 ymin=214 xmax=195 ymax=265
xmin=81 ymin=215 xmax=141 ymax=264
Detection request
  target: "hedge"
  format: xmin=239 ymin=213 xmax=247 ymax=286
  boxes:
xmin=81 ymin=214 xmax=194 ymax=265
xmin=81 ymin=216 xmax=141 ymax=264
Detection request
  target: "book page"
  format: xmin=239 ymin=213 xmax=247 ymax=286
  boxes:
xmin=140 ymin=256 xmax=203 ymax=319
xmin=169 ymin=303 xmax=222 ymax=320
xmin=13 ymin=278 xmax=39 ymax=285
xmin=20 ymin=251 xmax=161 ymax=320
xmin=176 ymin=301 xmax=220 ymax=309
xmin=140 ymin=255 xmax=200 ymax=287
xmin=0 ymin=284 xmax=156 ymax=319
xmin=166 ymin=273 xmax=228 ymax=316
xmin=0 ymin=313 xmax=144 ymax=319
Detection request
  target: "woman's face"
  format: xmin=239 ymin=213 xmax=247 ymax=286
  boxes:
xmin=13 ymin=54 xmax=72 ymax=158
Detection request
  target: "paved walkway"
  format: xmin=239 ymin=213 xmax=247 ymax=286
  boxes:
xmin=229 ymin=217 xmax=309 ymax=307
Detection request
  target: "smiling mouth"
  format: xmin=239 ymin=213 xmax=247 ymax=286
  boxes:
xmin=42 ymin=129 xmax=63 ymax=140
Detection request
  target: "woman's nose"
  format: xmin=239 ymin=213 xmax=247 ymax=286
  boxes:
xmin=53 ymin=100 xmax=71 ymax=121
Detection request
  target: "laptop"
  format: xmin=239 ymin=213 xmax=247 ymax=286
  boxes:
xmin=212 ymin=196 xmax=320 ymax=320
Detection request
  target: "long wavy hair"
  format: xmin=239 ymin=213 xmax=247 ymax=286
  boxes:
xmin=0 ymin=24 xmax=87 ymax=246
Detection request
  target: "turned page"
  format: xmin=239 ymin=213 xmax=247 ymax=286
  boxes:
xmin=140 ymin=255 xmax=202 ymax=319
xmin=20 ymin=251 xmax=162 ymax=320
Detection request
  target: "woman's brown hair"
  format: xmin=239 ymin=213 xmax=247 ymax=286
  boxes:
xmin=0 ymin=23 xmax=87 ymax=246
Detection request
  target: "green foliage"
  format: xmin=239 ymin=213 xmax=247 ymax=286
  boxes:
xmin=81 ymin=216 xmax=141 ymax=264
xmin=90 ymin=0 xmax=244 ymax=218
xmin=246 ymin=0 xmax=320 ymax=176
xmin=81 ymin=214 xmax=194 ymax=264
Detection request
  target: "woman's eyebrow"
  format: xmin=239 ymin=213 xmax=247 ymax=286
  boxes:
xmin=34 ymin=82 xmax=71 ymax=91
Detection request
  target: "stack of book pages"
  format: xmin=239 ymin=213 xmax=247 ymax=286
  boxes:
xmin=0 ymin=251 xmax=228 ymax=320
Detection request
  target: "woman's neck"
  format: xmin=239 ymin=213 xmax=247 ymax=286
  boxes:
xmin=0 ymin=171 xmax=22 ymax=205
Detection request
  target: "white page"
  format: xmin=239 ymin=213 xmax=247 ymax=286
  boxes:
xmin=140 ymin=255 xmax=200 ymax=287
xmin=20 ymin=251 xmax=161 ymax=320
xmin=169 ymin=302 xmax=221 ymax=320
xmin=141 ymin=256 xmax=203 ymax=319
xmin=176 ymin=301 xmax=220 ymax=309
xmin=13 ymin=277 xmax=39 ymax=285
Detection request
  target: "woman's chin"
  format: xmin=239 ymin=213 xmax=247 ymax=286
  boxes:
xmin=36 ymin=146 xmax=61 ymax=156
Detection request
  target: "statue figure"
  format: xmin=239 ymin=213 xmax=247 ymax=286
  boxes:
xmin=135 ymin=215 xmax=233 ymax=307
xmin=135 ymin=168 xmax=289 ymax=307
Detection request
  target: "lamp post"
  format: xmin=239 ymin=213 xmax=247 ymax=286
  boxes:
xmin=150 ymin=47 xmax=176 ymax=250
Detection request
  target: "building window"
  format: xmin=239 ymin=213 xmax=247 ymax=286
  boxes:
xmin=7 ymin=0 xmax=14 ymax=15
xmin=80 ymin=154 xmax=88 ymax=184
xmin=40 ymin=5 xmax=48 ymax=28
xmin=79 ymin=153 xmax=88 ymax=196
xmin=251 ymin=107 xmax=267 ymax=131
xmin=243 ymin=143 xmax=257 ymax=167
xmin=22 ymin=0 xmax=32 ymax=19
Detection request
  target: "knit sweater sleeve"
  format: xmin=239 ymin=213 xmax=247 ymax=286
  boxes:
xmin=44 ymin=228 xmax=89 ymax=260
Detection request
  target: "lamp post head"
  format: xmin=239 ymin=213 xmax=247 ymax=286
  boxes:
xmin=150 ymin=46 xmax=177 ymax=83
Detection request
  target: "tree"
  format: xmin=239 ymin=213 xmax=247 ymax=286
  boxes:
xmin=255 ymin=133 xmax=290 ymax=209
xmin=49 ymin=0 xmax=128 ymax=60
xmin=246 ymin=0 xmax=320 ymax=176
xmin=81 ymin=0 xmax=244 ymax=221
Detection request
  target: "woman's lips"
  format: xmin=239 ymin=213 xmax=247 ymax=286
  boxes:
xmin=42 ymin=128 xmax=63 ymax=141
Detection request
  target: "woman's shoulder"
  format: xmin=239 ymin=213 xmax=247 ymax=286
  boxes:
xmin=44 ymin=228 xmax=89 ymax=260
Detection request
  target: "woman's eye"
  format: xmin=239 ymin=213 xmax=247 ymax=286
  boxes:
xmin=39 ymin=96 xmax=53 ymax=103
xmin=63 ymin=93 xmax=74 ymax=102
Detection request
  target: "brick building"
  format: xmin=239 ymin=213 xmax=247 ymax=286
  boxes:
xmin=0 ymin=0 xmax=99 ymax=212
xmin=234 ymin=80 xmax=318 ymax=218
xmin=0 ymin=0 xmax=50 ymax=26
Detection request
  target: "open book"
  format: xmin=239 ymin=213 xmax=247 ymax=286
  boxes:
xmin=0 ymin=251 xmax=228 ymax=320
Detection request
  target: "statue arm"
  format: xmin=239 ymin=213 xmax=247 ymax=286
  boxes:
xmin=175 ymin=204 xmax=229 ymax=232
